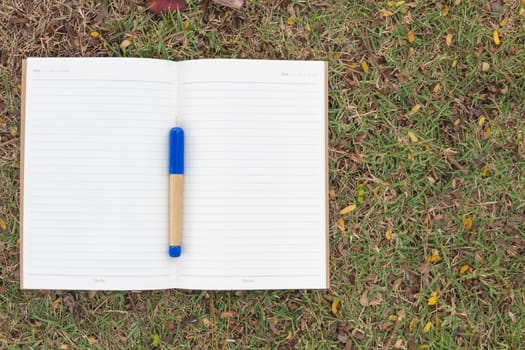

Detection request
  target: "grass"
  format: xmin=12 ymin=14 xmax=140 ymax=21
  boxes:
xmin=1 ymin=0 xmax=524 ymax=348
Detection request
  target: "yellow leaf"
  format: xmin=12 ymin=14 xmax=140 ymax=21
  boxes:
xmin=90 ymin=31 xmax=99 ymax=39
xmin=520 ymin=7 xmax=524 ymax=15
xmin=337 ymin=218 xmax=345 ymax=234
xmin=409 ymin=317 xmax=418 ymax=331
xmin=451 ymin=59 xmax=457 ymax=68
xmin=407 ymin=131 xmax=419 ymax=143
xmin=454 ymin=118 xmax=461 ymax=126
xmin=388 ymin=315 xmax=398 ymax=321
xmin=333 ymin=52 xmax=342 ymax=60
xmin=345 ymin=62 xmax=358 ymax=73
xmin=446 ymin=33 xmax=453 ymax=46
xmin=478 ymin=115 xmax=486 ymax=126
xmin=385 ymin=229 xmax=393 ymax=240
xmin=361 ymin=61 xmax=369 ymax=73
xmin=464 ymin=216 xmax=473 ymax=231
xmin=419 ymin=345 xmax=430 ymax=350
xmin=388 ymin=0 xmax=395 ymax=6
xmin=287 ymin=16 xmax=295 ymax=26
xmin=52 ymin=297 xmax=62 ymax=309
xmin=499 ymin=17 xmax=509 ymax=26
xmin=433 ymin=82 xmax=441 ymax=93
xmin=493 ymin=29 xmax=500 ymax=45
xmin=183 ymin=21 xmax=190 ymax=30
xmin=285 ymin=330 xmax=293 ymax=340
xmin=481 ymin=62 xmax=490 ymax=72
xmin=460 ymin=264 xmax=470 ymax=274
xmin=10 ymin=126 xmax=18 ymax=137
xmin=482 ymin=167 xmax=489 ymax=177
xmin=482 ymin=127 xmax=491 ymax=140
xmin=425 ymin=249 xmax=440 ymax=263
xmin=427 ymin=292 xmax=438 ymax=306
xmin=87 ymin=336 xmax=97 ymax=344
xmin=441 ymin=4 xmax=449 ymax=16
xmin=339 ymin=204 xmax=357 ymax=215
xmin=383 ymin=9 xmax=393 ymax=17
xmin=410 ymin=103 xmax=421 ymax=113
xmin=0 ymin=219 xmax=6 ymax=232
xmin=304 ymin=22 xmax=311 ymax=32
xmin=522 ymin=0 xmax=525 ymax=5
xmin=395 ymin=0 xmax=405 ymax=6
xmin=422 ymin=321 xmax=432 ymax=333
xmin=407 ymin=152 xmax=413 ymax=160
xmin=408 ymin=30 xmax=415 ymax=43
xmin=331 ymin=299 xmax=340 ymax=316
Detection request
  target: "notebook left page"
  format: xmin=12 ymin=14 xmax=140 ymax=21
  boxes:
xmin=21 ymin=58 xmax=178 ymax=290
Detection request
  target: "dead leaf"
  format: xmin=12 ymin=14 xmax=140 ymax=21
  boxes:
xmin=331 ymin=299 xmax=341 ymax=316
xmin=407 ymin=131 xmax=419 ymax=143
xmin=94 ymin=0 xmax=109 ymax=25
xmin=409 ymin=317 xmax=418 ymax=331
xmin=420 ymin=262 xmax=430 ymax=286
xmin=493 ymin=29 xmax=501 ymax=45
xmin=425 ymin=249 xmax=441 ymax=263
xmin=422 ymin=321 xmax=432 ymax=333
xmin=394 ymin=338 xmax=403 ymax=348
xmin=359 ymin=290 xmax=369 ymax=306
xmin=459 ymin=264 xmax=470 ymax=274
xmin=478 ymin=115 xmax=486 ymax=126
xmin=213 ymin=0 xmax=244 ymax=9
xmin=385 ymin=229 xmax=392 ymax=240
xmin=146 ymin=0 xmax=188 ymax=14
xmin=339 ymin=204 xmax=357 ymax=215
xmin=446 ymin=33 xmax=453 ymax=46
xmin=87 ymin=336 xmax=97 ymax=344
xmin=378 ymin=321 xmax=392 ymax=331
xmin=120 ymin=39 xmax=132 ymax=50
xmin=383 ymin=9 xmax=393 ymax=17
xmin=441 ymin=4 xmax=449 ymax=16
xmin=361 ymin=61 xmax=369 ymax=73
xmin=407 ymin=30 xmax=415 ymax=43
xmin=337 ymin=218 xmax=345 ymax=234
xmin=464 ymin=216 xmax=473 ymax=231
xmin=410 ymin=104 xmax=421 ymax=113
xmin=329 ymin=188 xmax=336 ymax=200
xmin=482 ymin=127 xmax=491 ymax=140
xmin=427 ymin=291 xmax=438 ymax=306
xmin=220 ymin=311 xmax=235 ymax=319
xmin=481 ymin=62 xmax=490 ymax=72
xmin=269 ymin=318 xmax=281 ymax=335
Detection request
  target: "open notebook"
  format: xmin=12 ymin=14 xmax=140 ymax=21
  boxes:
xmin=20 ymin=58 xmax=328 ymax=290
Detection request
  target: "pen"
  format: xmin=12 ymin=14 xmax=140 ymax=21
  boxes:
xmin=169 ymin=127 xmax=184 ymax=257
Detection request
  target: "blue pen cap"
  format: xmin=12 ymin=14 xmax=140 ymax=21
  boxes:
xmin=169 ymin=127 xmax=184 ymax=174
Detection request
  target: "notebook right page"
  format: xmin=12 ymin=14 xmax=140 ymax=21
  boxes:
xmin=177 ymin=60 xmax=328 ymax=290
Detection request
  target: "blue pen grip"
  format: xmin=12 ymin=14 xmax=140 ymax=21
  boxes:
xmin=169 ymin=127 xmax=184 ymax=174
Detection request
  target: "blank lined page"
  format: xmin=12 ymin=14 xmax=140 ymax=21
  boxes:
xmin=22 ymin=58 xmax=178 ymax=290
xmin=176 ymin=60 xmax=328 ymax=290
